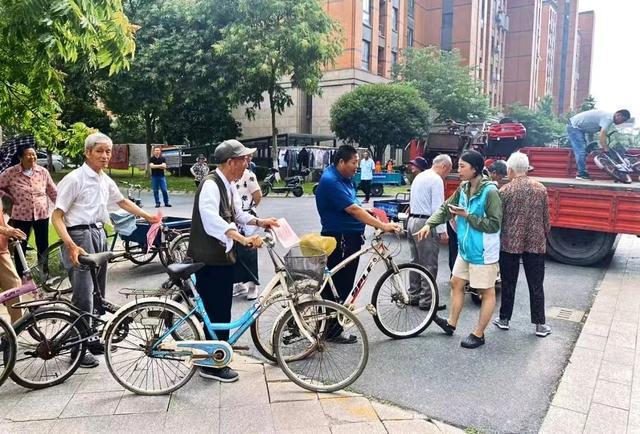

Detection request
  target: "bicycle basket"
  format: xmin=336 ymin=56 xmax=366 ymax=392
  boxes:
xmin=284 ymin=246 xmax=327 ymax=295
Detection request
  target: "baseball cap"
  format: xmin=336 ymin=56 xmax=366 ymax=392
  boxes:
xmin=409 ymin=157 xmax=429 ymax=172
xmin=487 ymin=160 xmax=508 ymax=176
xmin=214 ymin=139 xmax=256 ymax=163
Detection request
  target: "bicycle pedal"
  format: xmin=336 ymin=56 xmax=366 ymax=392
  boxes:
xmin=365 ymin=304 xmax=377 ymax=316
xmin=231 ymin=345 xmax=249 ymax=351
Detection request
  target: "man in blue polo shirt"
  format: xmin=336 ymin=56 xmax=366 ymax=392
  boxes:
xmin=316 ymin=145 xmax=400 ymax=343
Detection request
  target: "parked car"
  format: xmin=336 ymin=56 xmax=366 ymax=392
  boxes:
xmin=36 ymin=152 xmax=65 ymax=172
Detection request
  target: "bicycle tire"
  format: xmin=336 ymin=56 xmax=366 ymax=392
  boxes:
xmin=249 ymin=287 xmax=287 ymax=362
xmin=594 ymin=154 xmax=632 ymax=184
xmin=167 ymin=233 xmax=190 ymax=264
xmin=371 ymin=263 xmax=438 ymax=339
xmin=273 ymin=300 xmax=368 ymax=393
xmin=104 ymin=300 xmax=203 ymax=395
xmin=10 ymin=309 xmax=87 ymax=389
xmin=0 ymin=317 xmax=17 ymax=387
xmin=124 ymin=240 xmax=158 ymax=265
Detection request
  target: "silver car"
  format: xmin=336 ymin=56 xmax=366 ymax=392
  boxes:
xmin=36 ymin=151 xmax=65 ymax=172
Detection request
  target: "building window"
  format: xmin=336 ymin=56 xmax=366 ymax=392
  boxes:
xmin=407 ymin=27 xmax=414 ymax=47
xmin=392 ymin=6 xmax=399 ymax=32
xmin=408 ymin=0 xmax=415 ymax=18
xmin=362 ymin=40 xmax=371 ymax=70
xmin=441 ymin=0 xmax=453 ymax=51
xmin=363 ymin=0 xmax=372 ymax=26
xmin=392 ymin=51 xmax=398 ymax=66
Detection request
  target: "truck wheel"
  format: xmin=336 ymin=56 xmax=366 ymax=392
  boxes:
xmin=547 ymin=228 xmax=618 ymax=266
xmin=292 ymin=186 xmax=304 ymax=197
xmin=371 ymin=184 xmax=384 ymax=197
xmin=312 ymin=184 xmax=319 ymax=195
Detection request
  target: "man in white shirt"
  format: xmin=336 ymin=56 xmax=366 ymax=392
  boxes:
xmin=52 ymin=132 xmax=159 ymax=368
xmin=187 ymin=139 xmax=278 ymax=383
xmin=567 ymin=108 xmax=631 ymax=180
xmin=407 ymin=154 xmax=452 ymax=310
xmin=359 ymin=151 xmax=375 ymax=203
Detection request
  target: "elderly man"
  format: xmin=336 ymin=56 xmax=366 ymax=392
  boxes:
xmin=52 ymin=132 xmax=159 ymax=368
xmin=359 ymin=151 xmax=375 ymax=203
xmin=187 ymin=139 xmax=278 ymax=382
xmin=316 ymin=145 xmax=401 ymax=342
xmin=407 ymin=154 xmax=452 ymax=310
xmin=486 ymin=160 xmax=508 ymax=185
xmin=567 ymin=109 xmax=631 ymax=180
xmin=493 ymin=152 xmax=552 ymax=337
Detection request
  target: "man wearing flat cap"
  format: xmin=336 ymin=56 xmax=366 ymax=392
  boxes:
xmin=407 ymin=154 xmax=452 ymax=310
xmin=187 ymin=139 xmax=278 ymax=383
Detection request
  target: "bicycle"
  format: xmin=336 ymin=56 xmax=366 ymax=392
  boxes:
xmin=0 ymin=240 xmax=39 ymax=387
xmin=101 ymin=231 xmax=368 ymax=395
xmin=119 ymin=180 xmax=143 ymax=207
xmin=250 ymin=221 xmax=439 ymax=363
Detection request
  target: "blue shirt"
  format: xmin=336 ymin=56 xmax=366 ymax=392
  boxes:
xmin=360 ymin=158 xmax=375 ymax=181
xmin=315 ymin=165 xmax=365 ymax=234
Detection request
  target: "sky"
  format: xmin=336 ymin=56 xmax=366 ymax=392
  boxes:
xmin=578 ymin=0 xmax=640 ymax=118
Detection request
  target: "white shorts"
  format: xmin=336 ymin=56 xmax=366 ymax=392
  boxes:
xmin=452 ymin=256 xmax=499 ymax=289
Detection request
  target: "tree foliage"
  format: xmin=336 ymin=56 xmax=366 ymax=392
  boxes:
xmin=213 ymin=0 xmax=343 ymax=166
xmin=393 ymin=47 xmax=490 ymax=122
xmin=579 ymin=95 xmax=597 ymax=112
xmin=330 ymin=83 xmax=430 ymax=160
xmin=506 ymin=96 xmax=565 ymax=147
xmin=100 ymin=0 xmax=241 ymax=149
xmin=0 ymin=0 xmax=136 ymax=146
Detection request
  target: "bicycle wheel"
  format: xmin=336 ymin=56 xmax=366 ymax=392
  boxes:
xmin=273 ymin=300 xmax=368 ymax=393
xmin=32 ymin=240 xmax=72 ymax=295
xmin=594 ymin=154 xmax=632 ymax=183
xmin=10 ymin=309 xmax=87 ymax=389
xmin=167 ymin=233 xmax=190 ymax=264
xmin=0 ymin=317 xmax=17 ymax=387
xmin=371 ymin=263 xmax=438 ymax=339
xmin=104 ymin=300 xmax=203 ymax=395
xmin=124 ymin=240 xmax=158 ymax=265
xmin=249 ymin=286 xmax=287 ymax=362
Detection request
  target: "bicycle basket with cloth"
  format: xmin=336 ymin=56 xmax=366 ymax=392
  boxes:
xmin=109 ymin=212 xmax=137 ymax=236
xmin=284 ymin=246 xmax=327 ymax=295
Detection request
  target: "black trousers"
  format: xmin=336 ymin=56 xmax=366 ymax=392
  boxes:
xmin=320 ymin=233 xmax=364 ymax=303
xmin=499 ymin=251 xmax=546 ymax=324
xmin=10 ymin=218 xmax=49 ymax=277
xmin=195 ymin=264 xmax=235 ymax=341
xmin=359 ymin=180 xmax=372 ymax=201
xmin=446 ymin=221 xmax=458 ymax=273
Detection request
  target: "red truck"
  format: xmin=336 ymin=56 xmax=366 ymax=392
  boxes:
xmin=441 ymin=146 xmax=640 ymax=266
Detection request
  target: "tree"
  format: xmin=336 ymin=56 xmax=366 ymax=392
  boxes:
xmin=506 ymin=96 xmax=565 ymax=147
xmin=393 ymin=47 xmax=490 ymax=122
xmin=213 ymin=0 xmax=343 ymax=167
xmin=0 ymin=0 xmax=136 ymax=146
xmin=330 ymin=83 xmax=430 ymax=160
xmin=101 ymin=0 xmax=241 ymax=150
xmin=579 ymin=95 xmax=597 ymax=112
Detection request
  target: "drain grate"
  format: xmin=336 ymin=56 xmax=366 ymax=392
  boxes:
xmin=547 ymin=307 xmax=585 ymax=323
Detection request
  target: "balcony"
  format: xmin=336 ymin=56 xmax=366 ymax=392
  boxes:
xmin=495 ymin=12 xmax=509 ymax=31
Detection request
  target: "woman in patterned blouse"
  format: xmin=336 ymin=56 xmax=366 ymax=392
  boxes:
xmin=190 ymin=154 xmax=210 ymax=188
xmin=0 ymin=145 xmax=57 ymax=277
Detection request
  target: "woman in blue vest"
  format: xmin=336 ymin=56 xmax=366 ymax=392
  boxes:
xmin=415 ymin=150 xmax=502 ymax=349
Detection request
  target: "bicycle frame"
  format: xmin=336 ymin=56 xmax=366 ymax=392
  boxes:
xmin=2 ymin=241 xmax=38 ymax=306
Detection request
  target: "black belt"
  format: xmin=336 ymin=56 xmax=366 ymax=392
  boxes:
xmin=409 ymin=214 xmax=430 ymax=219
xmin=67 ymin=223 xmax=104 ymax=231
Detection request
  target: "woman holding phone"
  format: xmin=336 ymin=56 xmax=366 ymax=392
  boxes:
xmin=415 ymin=150 xmax=502 ymax=349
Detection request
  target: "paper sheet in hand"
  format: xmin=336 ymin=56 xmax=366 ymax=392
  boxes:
xmin=272 ymin=218 xmax=300 ymax=249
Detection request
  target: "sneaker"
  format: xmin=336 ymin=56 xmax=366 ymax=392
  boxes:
xmin=165 ymin=204 xmax=172 ymax=207
xmin=232 ymin=283 xmax=248 ymax=297
xmin=536 ymin=323 xmax=552 ymax=337
xmin=155 ymin=204 xmax=161 ymax=208
xmin=493 ymin=317 xmax=510 ymax=330
xmin=79 ymin=352 xmax=99 ymax=368
xmin=433 ymin=315 xmax=456 ymax=335
xmin=461 ymin=333 xmax=485 ymax=349
xmin=326 ymin=333 xmax=358 ymax=344
xmin=199 ymin=366 xmax=239 ymax=383
xmin=575 ymin=173 xmax=592 ymax=181
xmin=246 ymin=282 xmax=258 ymax=300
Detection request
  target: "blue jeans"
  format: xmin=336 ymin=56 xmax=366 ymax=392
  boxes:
xmin=567 ymin=125 xmax=588 ymax=176
xmin=151 ymin=175 xmax=170 ymax=206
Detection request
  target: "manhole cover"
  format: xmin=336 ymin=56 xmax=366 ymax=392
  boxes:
xmin=547 ymin=307 xmax=585 ymax=323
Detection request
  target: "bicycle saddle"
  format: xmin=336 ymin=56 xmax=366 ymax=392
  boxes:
xmin=79 ymin=252 xmax=116 ymax=268
xmin=166 ymin=262 xmax=205 ymax=280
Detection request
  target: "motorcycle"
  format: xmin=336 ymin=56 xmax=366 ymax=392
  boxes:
xmin=260 ymin=168 xmax=309 ymax=198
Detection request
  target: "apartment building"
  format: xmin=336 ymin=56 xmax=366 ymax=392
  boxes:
xmin=575 ymin=10 xmax=595 ymax=108
xmin=537 ymin=0 xmax=558 ymax=99
xmin=552 ymin=0 xmax=580 ymax=115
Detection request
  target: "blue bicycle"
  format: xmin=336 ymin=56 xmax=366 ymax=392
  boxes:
xmin=100 ymin=232 xmax=368 ymax=395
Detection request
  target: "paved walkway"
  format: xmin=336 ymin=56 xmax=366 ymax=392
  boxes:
xmin=0 ymin=353 xmax=463 ymax=434
xmin=541 ymin=235 xmax=640 ymax=433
